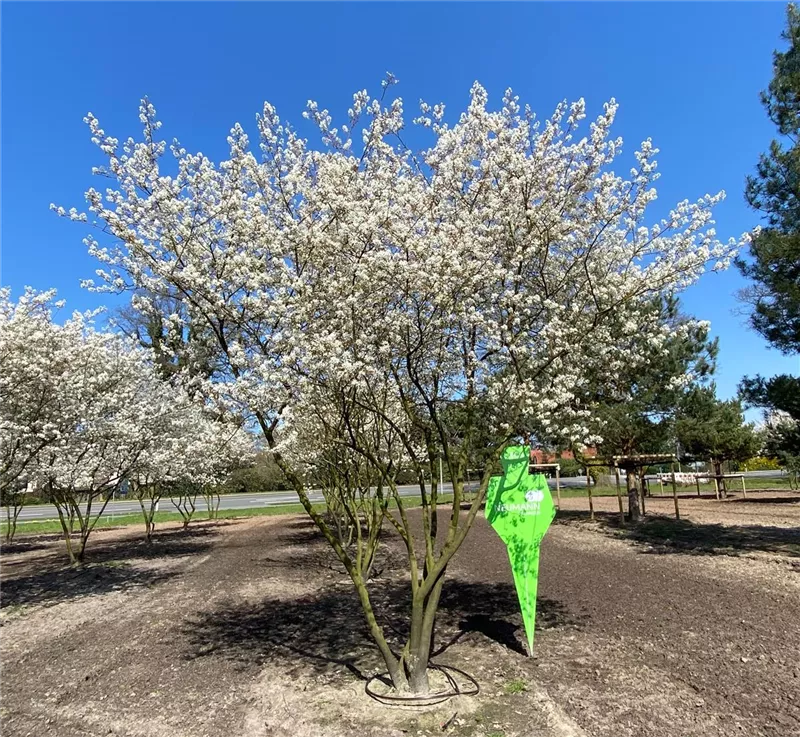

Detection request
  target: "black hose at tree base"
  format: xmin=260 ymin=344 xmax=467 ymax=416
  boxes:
xmin=365 ymin=663 xmax=479 ymax=707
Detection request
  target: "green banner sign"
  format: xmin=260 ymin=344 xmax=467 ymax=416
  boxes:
xmin=485 ymin=445 xmax=555 ymax=655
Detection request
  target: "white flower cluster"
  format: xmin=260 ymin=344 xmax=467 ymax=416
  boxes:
xmin=59 ymin=83 xmax=749 ymax=460
xmin=0 ymin=289 xmax=252 ymax=501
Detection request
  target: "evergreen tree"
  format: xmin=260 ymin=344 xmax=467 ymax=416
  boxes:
xmin=738 ymin=4 xmax=800 ymax=470
xmin=740 ymin=4 xmax=800 ymax=353
xmin=582 ymin=297 xmax=717 ymax=518
xmin=676 ymin=387 xmax=760 ymax=495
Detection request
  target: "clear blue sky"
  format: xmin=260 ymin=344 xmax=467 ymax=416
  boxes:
xmin=2 ymin=2 xmax=797 ymax=413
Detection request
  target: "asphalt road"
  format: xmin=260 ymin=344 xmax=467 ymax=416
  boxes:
xmin=15 ymin=484 xmax=478 ymax=522
xmin=13 ymin=469 xmax=786 ymax=522
xmin=16 ymin=478 xmax=591 ymax=522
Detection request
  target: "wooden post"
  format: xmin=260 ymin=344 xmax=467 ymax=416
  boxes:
xmin=586 ymin=469 xmax=594 ymax=520
xmin=639 ymin=467 xmax=647 ymax=516
xmin=658 ymin=475 xmax=664 ymax=496
xmin=741 ymin=474 xmax=747 ymax=499
xmin=614 ymin=464 xmax=625 ymax=526
xmin=555 ymin=465 xmax=561 ymax=511
xmin=695 ymin=474 xmax=701 ymax=497
xmin=671 ymin=463 xmax=680 ymax=520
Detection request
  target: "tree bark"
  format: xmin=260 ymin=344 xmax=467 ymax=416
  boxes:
xmin=55 ymin=499 xmax=79 ymax=565
xmin=139 ymin=498 xmax=157 ymax=542
xmin=407 ymin=573 xmax=445 ymax=692
xmin=714 ymin=460 xmax=726 ymax=498
xmin=76 ymin=533 xmax=89 ymax=563
xmin=4 ymin=497 xmax=22 ymax=543
xmin=351 ymin=571 xmax=408 ymax=691
xmin=626 ymin=470 xmax=640 ymax=522
xmin=638 ymin=467 xmax=647 ymax=516
xmin=257 ymin=413 xmax=504 ymax=697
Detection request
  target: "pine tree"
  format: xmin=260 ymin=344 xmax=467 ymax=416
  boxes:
xmin=676 ymin=388 xmax=761 ymax=495
xmin=738 ymin=4 xmax=800 ymax=468
xmin=740 ymin=4 xmax=800 ymax=353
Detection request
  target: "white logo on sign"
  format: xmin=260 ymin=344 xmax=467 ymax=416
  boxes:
xmin=525 ymin=489 xmax=544 ymax=503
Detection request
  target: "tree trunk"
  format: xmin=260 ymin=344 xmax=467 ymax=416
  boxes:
xmin=203 ymin=488 xmax=219 ymax=520
xmin=405 ymin=574 xmax=445 ymax=693
xmin=5 ymin=499 xmax=22 ymax=543
xmin=627 ymin=471 xmax=640 ymax=522
xmin=403 ymin=597 xmax=429 ymax=693
xmin=399 ymin=589 xmax=440 ymax=692
xmin=55 ymin=500 xmax=80 ymax=565
xmin=638 ymin=468 xmax=647 ymax=515
xmin=76 ymin=533 xmax=89 ymax=564
xmin=172 ymin=492 xmax=196 ymax=529
xmin=350 ymin=562 xmax=448 ymax=695
xmin=351 ymin=572 xmax=409 ymax=691
xmin=714 ymin=460 xmax=726 ymax=497
xmin=139 ymin=498 xmax=156 ymax=542
xmin=260 ymin=419 xmax=502 ymax=698
xmin=65 ymin=539 xmax=78 ymax=565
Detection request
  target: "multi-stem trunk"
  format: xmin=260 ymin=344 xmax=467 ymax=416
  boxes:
xmin=172 ymin=490 xmax=197 ymax=529
xmin=346 ymin=566 xmax=445 ymax=695
xmin=259 ymin=413 xmax=501 ymax=697
xmin=399 ymin=573 xmax=446 ymax=693
xmin=4 ymin=497 xmax=23 ymax=544
xmin=203 ymin=487 xmax=221 ymax=520
xmin=139 ymin=497 xmax=158 ymax=542
xmin=54 ymin=488 xmax=113 ymax=564
xmin=54 ymin=498 xmax=80 ymax=565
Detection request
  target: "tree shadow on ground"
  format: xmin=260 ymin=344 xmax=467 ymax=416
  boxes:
xmin=89 ymin=526 xmax=220 ymax=562
xmin=0 ymin=539 xmax=51 ymax=555
xmin=280 ymin=526 xmax=331 ymax=548
xmin=1 ymin=562 xmax=179 ymax=609
xmin=627 ymin=517 xmax=800 ymax=557
xmin=555 ymin=510 xmax=800 ymax=558
xmin=282 ymin=515 xmax=319 ymax=528
xmin=182 ymin=578 xmax=583 ymax=682
xmin=1 ymin=529 xmax=215 ymax=609
xmin=3 ymin=518 xmax=230 ymax=551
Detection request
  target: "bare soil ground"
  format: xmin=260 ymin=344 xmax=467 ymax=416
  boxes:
xmin=2 ymin=493 xmax=799 ymax=737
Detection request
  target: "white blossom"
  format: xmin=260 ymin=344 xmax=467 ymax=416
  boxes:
xmin=59 ymin=82 xmax=749 ymax=456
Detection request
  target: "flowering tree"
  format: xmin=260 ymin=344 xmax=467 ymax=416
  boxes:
xmin=204 ymin=423 xmax=254 ymax=520
xmin=0 ymin=289 xmax=72 ymax=541
xmin=581 ymin=296 xmax=718 ymax=519
xmin=128 ymin=394 xmax=198 ymax=540
xmin=34 ymin=321 xmax=180 ymax=564
xmin=132 ymin=405 xmax=252 ymax=537
xmin=61 ymin=81 xmax=747 ymax=692
xmin=182 ymin=417 xmax=253 ymax=523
